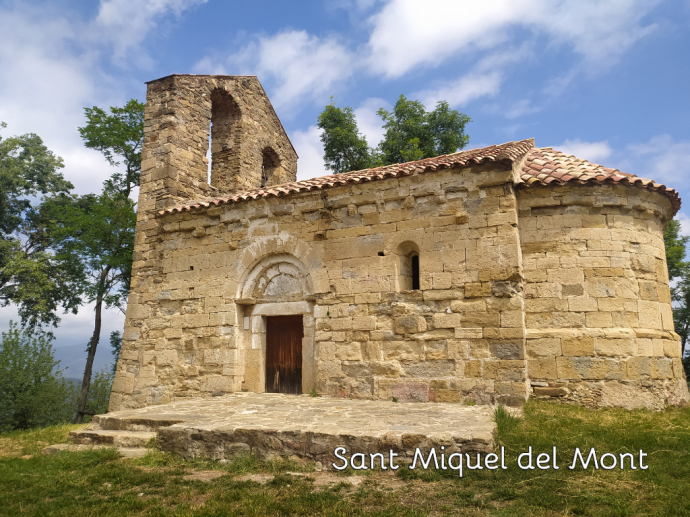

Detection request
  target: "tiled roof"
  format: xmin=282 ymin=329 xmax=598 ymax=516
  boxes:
xmin=159 ymin=139 xmax=536 ymax=215
xmin=519 ymin=148 xmax=680 ymax=214
xmin=158 ymin=139 xmax=680 ymax=216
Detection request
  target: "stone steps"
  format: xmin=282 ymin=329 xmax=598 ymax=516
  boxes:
xmin=91 ymin=414 xmax=188 ymax=432
xmin=44 ymin=443 xmax=148 ymax=458
xmin=69 ymin=429 xmax=157 ymax=448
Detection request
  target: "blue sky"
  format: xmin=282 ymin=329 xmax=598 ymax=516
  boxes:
xmin=1 ymin=0 xmax=689 ymax=373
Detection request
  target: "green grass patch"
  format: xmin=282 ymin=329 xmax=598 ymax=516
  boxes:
xmin=1 ymin=400 xmax=689 ymax=516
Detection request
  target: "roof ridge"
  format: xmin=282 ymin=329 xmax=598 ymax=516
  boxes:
xmin=158 ymin=139 xmax=536 ymax=216
xmin=520 ymin=147 xmax=680 ymax=214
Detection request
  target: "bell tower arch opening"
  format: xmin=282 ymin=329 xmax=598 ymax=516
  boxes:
xmin=209 ymin=89 xmax=241 ymax=190
xmin=261 ymin=147 xmax=281 ymax=188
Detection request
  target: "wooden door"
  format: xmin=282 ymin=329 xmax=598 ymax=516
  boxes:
xmin=265 ymin=315 xmax=303 ymax=394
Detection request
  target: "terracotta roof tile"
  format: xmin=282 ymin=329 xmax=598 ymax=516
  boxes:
xmin=159 ymin=138 xmax=536 ymax=215
xmin=158 ymin=139 xmax=681 ymax=217
xmin=519 ymin=148 xmax=680 ymax=214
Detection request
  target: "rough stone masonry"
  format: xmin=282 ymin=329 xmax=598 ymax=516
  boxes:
xmin=109 ymin=74 xmax=689 ymax=413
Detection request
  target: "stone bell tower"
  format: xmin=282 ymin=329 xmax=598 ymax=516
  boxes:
xmin=139 ymin=74 xmax=297 ymax=214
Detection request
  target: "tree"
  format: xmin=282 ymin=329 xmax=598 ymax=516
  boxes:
xmin=78 ymin=100 xmax=145 ymax=199
xmin=0 ymin=123 xmax=83 ymax=329
xmin=0 ymin=322 xmax=78 ymax=431
xmin=317 ymin=100 xmax=372 ymax=174
xmin=377 ymin=96 xmax=470 ymax=165
xmin=83 ymin=367 xmax=114 ymax=419
xmin=317 ymin=96 xmax=470 ymax=173
xmin=664 ymin=219 xmax=690 ymax=376
xmin=50 ymin=190 xmax=136 ymax=422
xmin=664 ymin=219 xmax=688 ymax=280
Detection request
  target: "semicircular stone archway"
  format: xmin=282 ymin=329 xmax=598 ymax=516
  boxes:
xmin=237 ymin=253 xmax=315 ymax=395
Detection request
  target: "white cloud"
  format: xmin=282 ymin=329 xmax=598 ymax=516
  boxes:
xmin=413 ymin=44 xmax=531 ymax=109
xmin=415 ymin=72 xmax=502 ymax=109
xmin=366 ymin=0 xmax=660 ymax=78
xmin=505 ymin=99 xmax=542 ymax=119
xmin=0 ymin=1 xmax=204 ymax=196
xmin=95 ymin=0 xmax=208 ymax=66
xmin=353 ymin=97 xmax=390 ymax=147
xmin=197 ymin=31 xmax=355 ymax=113
xmin=557 ymin=139 xmax=613 ymax=163
xmin=291 ymin=125 xmax=328 ymax=181
xmin=675 ymin=212 xmax=690 ymax=238
xmin=626 ymin=135 xmax=690 ymax=185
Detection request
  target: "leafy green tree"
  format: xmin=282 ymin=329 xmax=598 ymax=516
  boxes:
xmin=317 ymin=100 xmax=372 ymax=173
xmin=317 ymin=96 xmax=470 ymax=173
xmin=376 ymin=96 xmax=470 ymax=165
xmin=0 ymin=321 xmax=78 ymax=431
xmin=109 ymin=330 xmax=122 ymax=375
xmin=83 ymin=367 xmax=114 ymax=420
xmin=664 ymin=220 xmax=689 ymax=280
xmin=664 ymin=219 xmax=690 ymax=376
xmin=78 ymin=100 xmax=145 ymax=199
xmin=50 ymin=191 xmax=136 ymax=422
xmin=0 ymin=123 xmax=82 ymax=329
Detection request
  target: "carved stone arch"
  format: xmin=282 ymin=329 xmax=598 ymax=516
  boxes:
xmin=238 ymin=253 xmax=314 ymax=302
xmin=233 ymin=232 xmax=322 ymax=283
xmin=236 ymin=249 xmax=317 ymax=396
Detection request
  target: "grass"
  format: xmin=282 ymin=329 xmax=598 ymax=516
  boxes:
xmin=1 ymin=400 xmax=689 ymax=516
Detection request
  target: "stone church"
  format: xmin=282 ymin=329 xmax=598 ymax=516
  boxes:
xmin=108 ymin=74 xmax=689 ymax=413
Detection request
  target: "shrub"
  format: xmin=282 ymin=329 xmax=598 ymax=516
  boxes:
xmin=0 ymin=322 xmax=78 ymax=431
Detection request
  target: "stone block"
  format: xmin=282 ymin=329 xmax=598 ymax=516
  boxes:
xmin=200 ymin=375 xmax=234 ymax=393
xmin=447 ymin=339 xmax=469 ymax=360
xmin=111 ymin=372 xmax=135 ymax=394
xmin=394 ymin=315 xmax=426 ymax=334
xmin=432 ymin=312 xmax=461 ymax=329
xmin=501 ymin=310 xmax=523 ymax=328
xmin=465 ymin=282 xmax=491 ymax=298
xmin=376 ymin=379 xmax=429 ymax=402
xmin=663 ymin=338 xmax=682 ymax=358
xmin=203 ymin=349 xmax=236 ymax=365
xmin=556 ymin=356 xmax=624 ymax=380
xmin=403 ymin=360 xmax=457 ymax=377
xmin=526 ymin=338 xmax=562 ymax=358
xmin=383 ymin=341 xmax=422 ymax=361
xmin=528 ymin=358 xmax=557 ymax=379
xmin=637 ymin=300 xmax=662 ymax=330
xmin=334 ymin=342 xmax=362 ymax=361
xmin=561 ymin=337 xmax=594 ymax=356
xmin=352 ymin=316 xmax=376 ymax=331
xmin=626 ymin=357 xmax=650 ymax=378
xmin=649 ymin=357 xmax=673 ymax=379
xmin=533 ymin=386 xmax=568 ymax=397
xmin=143 ymin=350 xmax=178 ymax=366
xmin=595 ymin=338 xmax=633 ymax=357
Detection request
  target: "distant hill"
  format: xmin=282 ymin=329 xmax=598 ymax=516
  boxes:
xmin=53 ymin=343 xmax=114 ymax=379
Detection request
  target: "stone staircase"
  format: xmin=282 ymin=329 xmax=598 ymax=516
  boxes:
xmin=49 ymin=415 xmax=188 ymax=458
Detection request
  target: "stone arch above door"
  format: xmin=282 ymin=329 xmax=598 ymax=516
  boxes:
xmin=238 ymin=253 xmax=314 ymax=302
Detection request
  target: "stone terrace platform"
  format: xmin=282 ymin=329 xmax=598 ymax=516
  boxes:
xmin=71 ymin=393 xmax=497 ymax=469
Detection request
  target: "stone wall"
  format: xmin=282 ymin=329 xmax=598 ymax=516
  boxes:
xmin=110 ymin=160 xmax=531 ymax=411
xmin=111 ymin=74 xmax=298 ymax=410
xmin=518 ymin=183 xmax=689 ymax=409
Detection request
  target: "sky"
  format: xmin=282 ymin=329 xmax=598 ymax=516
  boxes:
xmin=1 ymin=0 xmax=689 ymax=374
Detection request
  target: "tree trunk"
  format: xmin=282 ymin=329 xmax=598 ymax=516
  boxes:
xmin=75 ymin=270 xmax=108 ymax=423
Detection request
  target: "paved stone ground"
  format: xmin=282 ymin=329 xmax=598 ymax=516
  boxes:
xmin=77 ymin=393 xmax=497 ymax=469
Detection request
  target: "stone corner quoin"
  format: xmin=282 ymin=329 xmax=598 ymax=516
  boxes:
xmin=109 ymin=73 xmax=689 ymax=413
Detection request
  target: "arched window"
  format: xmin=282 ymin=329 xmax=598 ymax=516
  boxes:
xmin=209 ymin=89 xmax=241 ymax=188
xmin=397 ymin=241 xmax=420 ymax=291
xmin=411 ymin=253 xmax=420 ymax=290
xmin=262 ymin=147 xmax=280 ymax=188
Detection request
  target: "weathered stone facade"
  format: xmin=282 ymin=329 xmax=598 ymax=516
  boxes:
xmin=110 ymin=74 xmax=688 ymax=413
